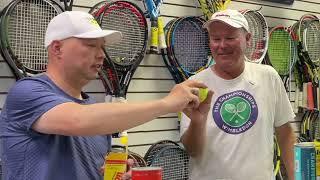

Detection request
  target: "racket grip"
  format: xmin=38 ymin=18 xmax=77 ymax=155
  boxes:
xmin=158 ymin=17 xmax=167 ymax=49
xmin=294 ymin=85 xmax=300 ymax=113
xmin=307 ymin=82 xmax=314 ymax=109
xmin=302 ymin=83 xmax=308 ymax=108
xmin=150 ymin=20 xmax=159 ymax=53
xmin=313 ymin=84 xmax=318 ymax=109
xmin=317 ymin=86 xmax=320 ymax=110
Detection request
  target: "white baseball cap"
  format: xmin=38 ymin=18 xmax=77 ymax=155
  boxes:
xmin=45 ymin=11 xmax=122 ymax=48
xmin=203 ymin=9 xmax=249 ymax=32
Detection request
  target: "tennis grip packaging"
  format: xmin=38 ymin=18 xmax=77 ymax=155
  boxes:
xmin=295 ymin=142 xmax=316 ymax=180
xmin=104 ymin=151 xmax=128 ymax=180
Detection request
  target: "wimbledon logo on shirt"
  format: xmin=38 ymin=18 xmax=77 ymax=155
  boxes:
xmin=212 ymin=90 xmax=258 ymax=134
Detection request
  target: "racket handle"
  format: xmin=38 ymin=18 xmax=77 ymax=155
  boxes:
xmin=317 ymin=86 xmax=320 ymax=110
xmin=299 ymin=89 xmax=303 ymax=108
xmin=294 ymin=85 xmax=300 ymax=113
xmin=150 ymin=20 xmax=159 ymax=53
xmin=307 ymin=82 xmax=314 ymax=109
xmin=158 ymin=17 xmax=167 ymax=49
xmin=313 ymin=84 xmax=318 ymax=109
xmin=302 ymin=83 xmax=308 ymax=108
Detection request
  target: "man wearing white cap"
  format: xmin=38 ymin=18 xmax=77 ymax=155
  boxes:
xmin=0 ymin=11 xmax=211 ymax=180
xmin=180 ymin=9 xmax=295 ymax=180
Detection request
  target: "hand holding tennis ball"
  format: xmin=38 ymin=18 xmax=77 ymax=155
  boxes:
xmin=199 ymin=88 xmax=209 ymax=102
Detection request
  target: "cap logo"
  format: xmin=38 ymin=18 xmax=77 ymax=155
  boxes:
xmin=89 ymin=18 xmax=100 ymax=28
xmin=216 ymin=14 xmax=230 ymax=18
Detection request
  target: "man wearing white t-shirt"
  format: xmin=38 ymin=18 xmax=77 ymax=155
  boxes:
xmin=180 ymin=9 xmax=296 ymax=180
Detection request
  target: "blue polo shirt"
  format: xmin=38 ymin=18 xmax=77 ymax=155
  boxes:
xmin=0 ymin=75 xmax=111 ymax=180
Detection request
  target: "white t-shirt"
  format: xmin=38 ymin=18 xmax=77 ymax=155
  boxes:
xmin=180 ymin=62 xmax=295 ymax=180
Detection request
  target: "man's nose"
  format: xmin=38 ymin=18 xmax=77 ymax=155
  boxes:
xmin=98 ymin=48 xmax=106 ymax=59
xmin=218 ymin=39 xmax=227 ymax=48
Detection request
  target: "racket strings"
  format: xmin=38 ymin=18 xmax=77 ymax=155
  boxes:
xmin=100 ymin=5 xmax=146 ymax=66
xmin=173 ymin=19 xmax=209 ymax=73
xmin=268 ymin=28 xmax=294 ymax=76
xmin=7 ymin=0 xmax=58 ymax=73
xmin=314 ymin=114 xmax=320 ymax=140
xmin=150 ymin=147 xmax=189 ymax=180
xmin=304 ymin=21 xmax=320 ymax=64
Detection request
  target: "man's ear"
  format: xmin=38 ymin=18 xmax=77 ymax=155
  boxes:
xmin=49 ymin=40 xmax=63 ymax=56
xmin=245 ymin=32 xmax=252 ymax=47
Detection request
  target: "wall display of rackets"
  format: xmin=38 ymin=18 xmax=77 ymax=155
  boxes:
xmin=1 ymin=1 xmax=320 ymax=179
xmin=291 ymin=14 xmax=320 ymax=112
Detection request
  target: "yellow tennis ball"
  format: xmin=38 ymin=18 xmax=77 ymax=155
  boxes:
xmin=199 ymin=88 xmax=209 ymax=102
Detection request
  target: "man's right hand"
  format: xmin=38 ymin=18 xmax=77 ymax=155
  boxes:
xmin=162 ymin=80 xmax=207 ymax=113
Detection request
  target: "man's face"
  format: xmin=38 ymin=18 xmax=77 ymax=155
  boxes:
xmin=208 ymin=21 xmax=250 ymax=67
xmin=59 ymin=37 xmax=105 ymax=80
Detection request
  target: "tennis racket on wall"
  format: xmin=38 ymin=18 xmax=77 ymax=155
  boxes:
xmin=144 ymin=0 xmax=166 ymax=53
xmin=89 ymin=0 xmax=117 ymax=16
xmin=95 ymin=0 xmax=148 ymax=99
xmin=161 ymin=18 xmax=184 ymax=83
xmin=0 ymin=0 xmax=63 ymax=80
xmin=92 ymin=1 xmax=147 ymax=140
xmin=98 ymin=49 xmax=121 ymax=98
xmin=241 ymin=10 xmax=269 ymax=64
xmin=144 ymin=140 xmax=180 ymax=165
xmin=301 ymin=15 xmax=320 ymax=105
xmin=148 ymin=144 xmax=190 ymax=180
xmin=60 ymin=0 xmax=73 ymax=11
xmin=162 ymin=16 xmax=212 ymax=83
xmin=268 ymin=26 xmax=297 ymax=92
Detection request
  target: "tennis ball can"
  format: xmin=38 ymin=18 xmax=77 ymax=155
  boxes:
xmin=295 ymin=142 xmax=316 ymax=180
xmin=132 ymin=167 xmax=162 ymax=180
xmin=314 ymin=141 xmax=320 ymax=180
